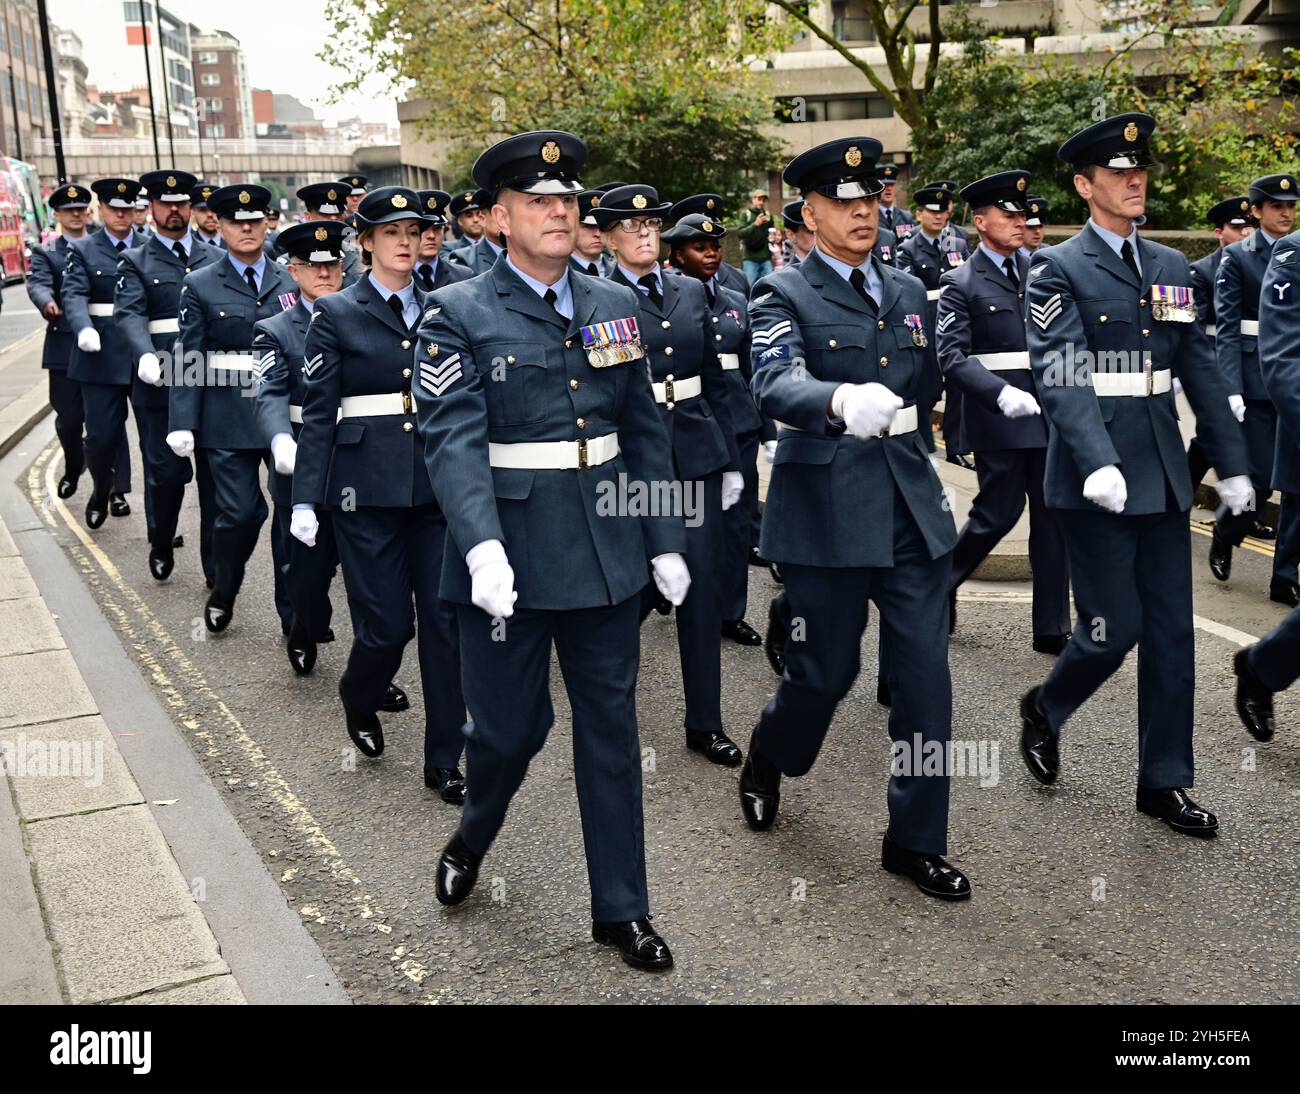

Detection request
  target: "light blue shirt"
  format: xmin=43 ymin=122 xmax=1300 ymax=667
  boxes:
xmin=366 ymin=272 xmax=419 ymax=328
xmin=160 ymin=232 xmax=193 ymax=260
xmin=485 ymin=236 xmax=505 ymax=257
xmin=979 ymin=241 xmax=1019 ymax=280
xmin=299 ymin=295 xmax=317 ymax=314
xmin=620 ymin=263 xmax=662 ymax=300
xmin=1088 ymin=218 xmax=1142 ymax=275
xmin=227 ymin=251 xmax=267 ymax=293
xmin=814 ymin=245 xmax=882 ymax=303
xmin=506 ymin=255 xmax=573 ymax=320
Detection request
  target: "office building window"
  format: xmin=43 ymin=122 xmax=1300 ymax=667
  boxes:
xmin=198 ymin=50 xmax=218 ymax=64
xmin=206 ymin=98 xmax=223 ymax=112
xmin=124 ymin=2 xmax=155 ymax=22
xmin=208 ymin=123 xmax=224 ymax=137
xmin=201 ymin=72 xmax=220 ymax=86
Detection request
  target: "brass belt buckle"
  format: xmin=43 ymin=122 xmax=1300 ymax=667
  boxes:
xmin=1143 ymin=360 xmax=1153 ymax=396
xmin=663 ymin=377 xmax=675 ymax=404
xmin=577 ymin=438 xmax=588 ymax=469
xmin=402 ymin=390 xmax=413 ymax=414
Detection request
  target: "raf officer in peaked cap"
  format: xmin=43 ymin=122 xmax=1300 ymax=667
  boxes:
xmin=937 ymin=170 xmax=1070 ymax=653
xmin=190 ymin=183 xmax=222 ymax=247
xmin=342 ymin=174 xmax=368 ymax=220
xmin=1233 ymin=223 xmax=1300 ymax=741
xmin=598 ymin=183 xmax=746 ymax=769
xmin=62 ymin=177 xmax=148 ymax=529
xmin=115 ymin=169 xmax=219 ymax=581
xmin=1020 ymin=196 xmax=1051 ymax=259
xmin=456 ymin=188 xmax=509 ymax=275
xmin=291 ymin=186 xmax=464 ymax=800
xmin=667 ymin=194 xmax=748 ymax=296
xmin=876 ymin=163 xmax=912 ymax=237
xmin=662 ymin=211 xmax=764 ymax=648
xmin=169 ymin=183 xmax=297 ymax=634
xmin=1020 ymin=113 xmax=1252 ymax=835
xmin=413 ymin=189 xmax=472 ymax=292
xmin=28 ymin=183 xmax=131 ymax=505
xmin=569 ymin=190 xmax=613 ymax=277
xmin=932 ymin=180 xmax=970 ymax=247
xmin=415 ymin=131 xmax=686 ymax=970
xmin=1186 ymin=196 xmax=1255 ymax=493
xmin=1209 ymin=173 xmax=1300 ymax=607
xmin=251 ymin=220 xmax=348 ymax=678
xmin=782 ymin=199 xmax=814 ymax=267
xmin=740 ymin=136 xmax=970 ymax=901
xmin=445 ymin=188 xmax=487 ymax=255
xmin=298 ymin=182 xmax=362 ymax=286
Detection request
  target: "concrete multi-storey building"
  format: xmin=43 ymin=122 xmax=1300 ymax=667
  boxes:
xmin=190 ymin=29 xmax=254 ymax=140
xmin=0 ymin=0 xmax=53 ymax=162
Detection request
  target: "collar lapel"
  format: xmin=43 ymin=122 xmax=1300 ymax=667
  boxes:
xmin=493 ymin=261 xmax=566 ymax=329
xmin=1082 ymin=223 xmax=1139 ymax=289
xmin=219 ymin=259 xmax=258 ymax=300
xmin=566 ymin=273 xmax=601 ymax=339
xmin=805 ymin=251 xmax=876 ymax=318
xmin=661 ymin=271 xmax=682 ymax=317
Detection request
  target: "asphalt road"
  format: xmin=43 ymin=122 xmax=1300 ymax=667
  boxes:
xmin=16 ymin=414 xmax=1300 ymax=1003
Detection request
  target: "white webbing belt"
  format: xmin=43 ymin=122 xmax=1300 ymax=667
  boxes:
xmin=925 ymin=288 xmax=943 ymax=302
xmin=973 ymin=351 xmax=1030 ymax=372
xmin=148 ymin=317 xmax=179 ymax=334
xmin=1093 ymin=369 xmax=1173 ymax=397
xmin=489 ymin=432 xmax=619 ymax=470
xmin=719 ymin=353 xmax=740 ymax=371
xmin=88 ymin=303 xmax=114 ymax=317
xmin=1205 ymin=325 xmax=1217 ymax=338
xmin=209 ymin=352 xmax=256 ymax=372
xmin=339 ymin=392 xmax=413 ymax=417
xmin=651 ymin=374 xmax=702 ymax=405
xmin=779 ymin=403 xmax=919 ymax=438
xmin=1240 ymin=320 xmax=1259 ymax=336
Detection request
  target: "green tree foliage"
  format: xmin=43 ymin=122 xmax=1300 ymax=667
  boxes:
xmin=321 ymin=0 xmax=791 ymax=210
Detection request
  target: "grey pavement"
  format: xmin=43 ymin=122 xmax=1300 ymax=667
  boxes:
xmin=8 ymin=396 xmax=1294 ymax=1004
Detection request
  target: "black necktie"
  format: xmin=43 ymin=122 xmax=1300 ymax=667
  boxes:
xmin=1120 ymin=239 xmax=1140 ymax=281
xmin=244 ymin=267 xmax=258 ymax=295
xmin=705 ymin=282 xmax=716 ymax=310
xmin=883 ymin=207 xmax=892 ymax=229
xmin=417 ymin=264 xmax=435 ymax=292
xmin=386 ymin=292 xmax=408 ymax=330
xmin=1003 ymin=256 xmax=1019 ymax=290
xmin=115 ymin=240 xmax=126 ymax=252
xmin=638 ymin=273 xmax=663 ymax=309
xmin=586 ymin=262 xmax=598 ymax=276
xmin=849 ymin=268 xmax=878 ymax=312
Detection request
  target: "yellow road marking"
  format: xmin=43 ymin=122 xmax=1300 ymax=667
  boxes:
xmin=29 ymin=442 xmax=434 ymax=996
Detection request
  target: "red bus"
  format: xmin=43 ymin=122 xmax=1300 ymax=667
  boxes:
xmin=0 ymin=171 xmax=28 ymax=282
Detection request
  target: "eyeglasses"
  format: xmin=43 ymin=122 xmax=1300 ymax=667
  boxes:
xmin=615 ymin=217 xmax=663 ymax=234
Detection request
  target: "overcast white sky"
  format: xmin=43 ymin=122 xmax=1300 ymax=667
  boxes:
xmin=51 ymin=0 xmax=398 ymax=126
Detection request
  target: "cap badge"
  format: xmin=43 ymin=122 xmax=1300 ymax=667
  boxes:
xmin=1123 ymin=121 xmax=1139 ymax=143
xmin=117 ymin=182 xmax=127 ymax=193
xmin=166 ymin=175 xmax=176 ymax=188
xmin=391 ymin=193 xmax=408 ymax=208
xmin=315 ymin=227 xmax=328 ymax=241
xmin=68 ymin=186 xmax=78 ymax=198
xmin=632 ymin=194 xmax=648 ymax=209
xmin=1282 ymin=178 xmax=1292 ymax=191
xmin=845 ymin=145 xmax=862 ymax=168
xmin=706 ymin=198 xmax=716 ymax=210
xmin=426 ymin=196 xmax=436 ymax=209
xmin=701 ymin=219 xmax=714 ymax=233
xmin=1031 ymin=203 xmax=1039 ymax=213
xmin=327 ymin=188 xmax=337 ymax=201
xmin=541 ymin=140 xmax=561 ymax=165
xmin=590 ymin=194 xmax=600 ymax=207
xmin=1016 ymin=177 xmax=1026 ymax=191
xmin=238 ymin=190 xmax=250 ymax=204
xmin=464 ymin=191 xmax=472 ymax=201
xmin=1241 ymin=200 xmax=1249 ymax=210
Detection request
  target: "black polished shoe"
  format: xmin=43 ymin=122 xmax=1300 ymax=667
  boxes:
xmin=1208 ymin=528 xmax=1232 ymax=582
xmin=425 ymin=765 xmax=467 ymax=805
xmin=1136 ymin=787 xmax=1218 ymax=836
xmin=592 ymin=917 xmax=673 ymax=971
xmin=56 ymin=472 xmax=80 ymax=499
xmin=147 ymin=546 xmax=174 ymax=581
xmin=739 ymin=732 xmax=781 ymax=830
xmin=764 ymin=597 xmax=787 ymax=677
xmin=435 ymin=831 xmax=482 ymax=906
xmin=1248 ymin=518 xmax=1276 ymax=540
xmin=653 ymin=593 xmax=673 ymax=616
xmin=172 ymin=533 xmax=184 ymax=548
xmin=1269 ymin=578 xmax=1300 ymax=608
xmin=286 ymin=618 xmax=317 ymax=677
xmin=686 ymin=728 xmax=743 ymax=767
xmin=321 ymin=628 xmax=336 ymax=643
xmin=948 ymin=587 xmax=957 ymax=637
xmin=768 ymin=561 xmax=783 ymax=585
xmin=881 ymin=835 xmax=971 ymax=901
xmin=748 ymin=546 xmax=766 ymax=567
xmin=1019 ymin=686 xmax=1058 ymax=785
xmin=109 ymin=492 xmax=131 ymax=517
xmin=722 ymin=619 xmax=762 ymax=646
xmin=203 ymin=592 xmax=234 ymax=634
xmin=1233 ymin=647 xmax=1275 ymax=742
xmin=84 ymin=491 xmax=109 ymax=530
xmin=876 ymin=678 xmax=892 ymax=708
xmin=378 ymin=682 xmax=410 ymax=713
xmin=1032 ymin=633 xmax=1070 ymax=656
xmin=339 ymin=682 xmax=383 ymax=758
xmin=946 ymin=452 xmax=976 ymax=471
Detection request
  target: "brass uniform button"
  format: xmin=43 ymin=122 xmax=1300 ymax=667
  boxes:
xmin=661 ymin=320 xmax=670 ymax=329
xmin=664 ymin=346 xmax=673 ymax=356
xmin=576 ymin=417 xmax=586 ymax=429
xmin=402 ymin=422 xmax=413 ymax=432
xmin=403 ymin=368 xmax=412 ymax=378
xmin=828 ymin=338 xmax=837 ymax=348
xmin=569 ymin=378 xmax=579 ymax=390
xmin=880 ymin=356 xmax=889 ymax=366
xmin=715 ymin=334 xmax=722 ymax=342
xmin=877 ymin=320 xmax=885 ymax=331
xmin=153 ymin=278 xmax=159 ymax=284
xmin=565 ymin=339 xmax=572 ymax=349
xmin=711 ymin=316 xmax=719 ymax=324
xmin=401 ymin=339 xmax=411 ymax=349
xmin=1142 ymin=329 xmax=1150 ymax=337
xmin=1140 ymin=299 xmax=1148 ymax=307
xmin=507 ymin=355 xmax=516 ymax=364
xmin=1099 ymin=315 xmax=1108 ymax=323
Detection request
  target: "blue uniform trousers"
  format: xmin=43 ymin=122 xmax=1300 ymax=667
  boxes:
xmin=721 ymin=429 xmax=761 ymax=622
xmin=457 ymin=592 xmax=649 ymax=923
xmin=272 ymin=502 xmax=340 ymax=642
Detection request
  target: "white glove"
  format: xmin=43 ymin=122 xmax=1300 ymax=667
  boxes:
xmin=1082 ymin=464 xmax=1127 ymax=514
xmin=651 ymin=552 xmax=691 ymax=607
xmin=1216 ymin=474 xmax=1256 ymax=517
xmin=77 ymin=327 xmax=101 ymax=353
xmin=271 ymin=433 xmax=297 ymax=476
xmin=832 ymin=382 xmax=904 ymax=440
xmin=721 ymin=471 xmax=744 ymax=511
xmin=763 ymin=440 xmax=777 ymax=463
xmin=290 ymin=507 xmax=318 ymax=547
xmin=166 ymin=429 xmax=195 ymax=458
xmin=996 ymin=385 xmax=1041 ymax=419
xmin=137 ymin=352 xmax=162 ymax=386
xmin=466 ymin=538 xmax=517 ymax=619
xmin=1228 ymin=394 xmax=1246 ymax=423
xmin=1172 ymin=378 xmax=1184 ymax=396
